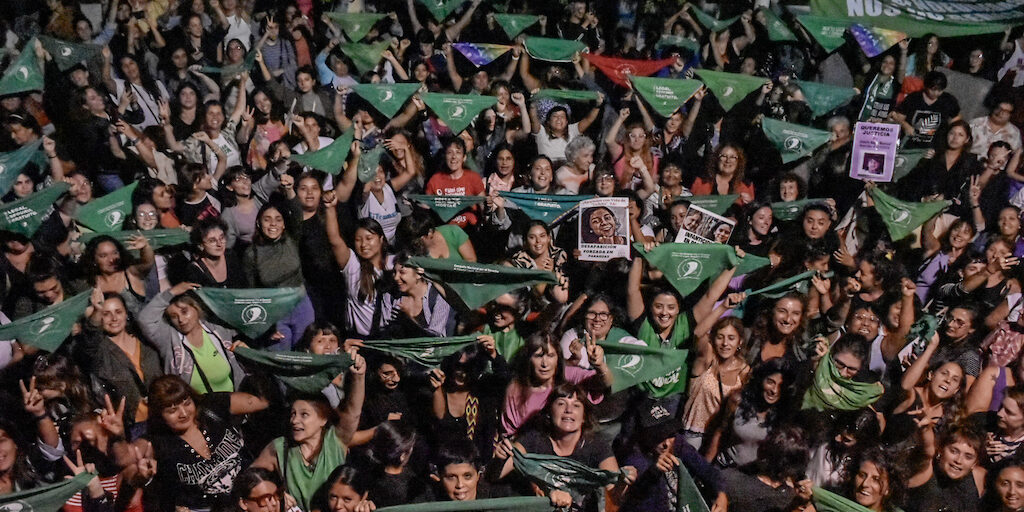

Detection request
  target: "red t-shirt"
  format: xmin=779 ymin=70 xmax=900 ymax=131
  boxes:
xmin=426 ymin=170 xmax=485 ymax=227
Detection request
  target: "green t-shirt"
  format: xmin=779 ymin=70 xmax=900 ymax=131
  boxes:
xmin=437 ymin=224 xmax=469 ymax=260
xmin=634 ymin=313 xmax=693 ymax=398
xmin=274 ymin=426 xmax=347 ymax=512
xmin=186 ymin=331 xmax=234 ymax=393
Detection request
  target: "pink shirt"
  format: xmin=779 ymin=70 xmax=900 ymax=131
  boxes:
xmin=501 ymin=366 xmax=602 ymax=435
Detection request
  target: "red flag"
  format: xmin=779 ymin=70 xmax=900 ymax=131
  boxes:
xmin=583 ymin=54 xmax=676 ymax=88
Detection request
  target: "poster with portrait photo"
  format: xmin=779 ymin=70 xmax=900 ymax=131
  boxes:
xmin=578 ymin=197 xmax=630 ymax=262
xmin=850 ymin=121 xmax=899 ymax=182
xmin=674 ymin=204 xmax=736 ymax=244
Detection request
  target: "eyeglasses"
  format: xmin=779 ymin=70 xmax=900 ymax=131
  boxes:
xmin=852 ymin=313 xmax=879 ymax=325
xmin=719 ymin=154 xmax=739 ymax=161
xmin=136 ymin=211 xmax=158 ymax=218
xmin=628 ymin=133 xmax=647 ymax=140
xmin=203 ymin=235 xmax=226 ymax=245
xmin=586 ymin=311 xmax=611 ymax=320
xmin=245 ymin=493 xmax=280 ymax=506
xmin=232 ymin=174 xmax=251 ymax=182
xmin=832 ymin=356 xmax=858 ymax=375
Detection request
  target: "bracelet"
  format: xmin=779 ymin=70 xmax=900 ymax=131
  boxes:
xmin=46 ymin=153 xmax=57 ymax=159
xmin=34 ymin=412 xmax=49 ymax=421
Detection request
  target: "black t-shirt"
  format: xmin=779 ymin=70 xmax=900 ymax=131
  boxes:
xmin=897 ymin=92 xmax=961 ymax=148
xmin=516 ymin=429 xmax=614 ymax=512
xmin=718 ymin=467 xmax=796 ymax=512
xmin=369 ymin=468 xmax=431 ymax=507
xmin=177 ymin=195 xmax=220 ymax=227
xmin=149 ymin=392 xmax=246 ymax=510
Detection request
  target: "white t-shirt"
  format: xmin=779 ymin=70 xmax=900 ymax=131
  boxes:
xmin=112 ymin=78 xmax=169 ymax=129
xmin=535 ymin=123 xmax=580 ymax=163
xmin=359 ymin=185 xmax=401 ymax=242
xmin=223 ymin=14 xmax=253 ymax=49
xmin=206 ymin=132 xmax=241 ymax=178
xmin=343 ymin=248 xmax=395 ymax=336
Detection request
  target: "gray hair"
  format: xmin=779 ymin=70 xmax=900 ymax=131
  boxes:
xmin=564 ymin=135 xmax=596 ymax=164
xmin=826 ymin=115 xmax=850 ymax=131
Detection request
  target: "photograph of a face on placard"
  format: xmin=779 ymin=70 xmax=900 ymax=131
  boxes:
xmin=578 ymin=197 xmax=630 ymax=261
xmin=674 ymin=204 xmax=735 ymax=244
xmin=860 ymin=152 xmax=887 ymax=179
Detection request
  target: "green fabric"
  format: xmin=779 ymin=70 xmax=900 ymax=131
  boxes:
xmin=744 ymin=270 xmax=817 ymax=299
xmin=686 ymin=195 xmax=738 ymax=215
xmin=899 ymin=315 xmax=940 ymax=365
xmin=0 ymin=40 xmax=44 ymax=96
xmin=523 ymin=37 xmax=586 ymax=62
xmin=891 ymin=150 xmax=930 ymax=182
xmin=437 ymin=224 xmax=469 ymax=260
xmin=802 ymin=352 xmax=884 ymax=411
xmin=233 ymin=347 xmax=352 ymax=394
xmin=493 ymin=14 xmax=540 ymax=39
xmin=761 ymin=117 xmax=832 ymax=163
xmin=655 ymin=35 xmax=700 ymax=53
xmin=365 ymin=334 xmax=480 ymax=366
xmin=409 ymin=257 xmax=557 ymax=309
xmin=0 ymin=471 xmax=95 ymax=510
xmin=484 ymin=324 xmax=524 ymax=360
xmin=324 ymin=12 xmax=386 ymax=41
xmin=735 ymin=253 xmax=771 ymax=276
xmin=678 ymin=463 xmax=711 ymax=512
xmin=811 ymin=487 xmax=874 ymax=512
xmin=635 ymin=243 xmax=739 ymax=297
xmin=687 ymin=6 xmax=739 ymax=33
xmin=409 ymin=194 xmax=486 ymax=222
xmin=186 ymin=331 xmax=234 ymax=393
xmin=38 ymin=35 xmax=101 ymax=71
xmin=356 ymin=145 xmax=386 ymax=183
xmin=809 ymin=0 xmax=1017 ymax=37
xmin=274 ymin=426 xmax=346 ymax=512
xmin=418 ymin=0 xmax=466 ymax=21
xmin=350 ymin=83 xmax=421 ymax=118
xmin=0 ymin=139 xmax=43 ymax=196
xmin=376 ymin=497 xmax=554 ymax=512
xmin=696 ymin=69 xmax=770 ymax=112
xmin=760 ymin=9 xmax=797 ymax=42
xmin=339 ymin=40 xmax=391 ymax=75
xmin=289 ymin=129 xmax=355 ymax=175
xmin=499 ymin=192 xmax=590 ymax=223
xmin=512 ymin=449 xmax=621 ymax=492
xmin=78 ymin=228 xmax=190 ymax=250
xmin=531 ymin=89 xmax=600 ymax=102
xmin=0 ymin=182 xmax=70 ymax=237
xmin=199 ymin=47 xmax=258 ymax=75
xmin=796 ymin=15 xmax=849 ymax=53
xmin=75 ymin=182 xmax=138 ymax=232
xmin=629 ymin=76 xmax=703 ymax=118
xmin=795 ymin=80 xmax=857 ymax=118
xmin=0 ymin=290 xmax=90 ymax=351
xmin=421 ymin=93 xmax=498 ymax=134
xmin=869 ymin=188 xmax=950 ymax=241
xmin=771 ymin=198 xmax=825 ymax=222
xmin=610 ymin=323 xmax=690 ymax=396
xmin=195 ymin=287 xmax=305 ymax=339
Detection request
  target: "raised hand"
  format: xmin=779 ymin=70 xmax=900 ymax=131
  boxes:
xmin=98 ymin=394 xmax=126 ymax=438
xmin=20 ymin=376 xmax=46 ymax=418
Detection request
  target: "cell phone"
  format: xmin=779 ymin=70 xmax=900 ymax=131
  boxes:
xmin=132 ymin=10 xmax=145 ymax=19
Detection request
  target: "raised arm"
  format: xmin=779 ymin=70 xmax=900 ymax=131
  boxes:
xmin=336 ymin=349 xmax=366 ymax=446
xmin=519 ymin=52 xmax=542 ymax=93
xmin=445 ymin=0 xmax=483 ymax=41
xmin=334 ymin=140 xmax=361 ymax=203
xmin=322 ymin=191 xmax=352 ymax=268
xmin=577 ymin=92 xmax=604 ymax=133
xmin=406 ymin=0 xmax=424 ymax=36
xmin=881 ymin=279 xmax=917 ymax=360
xmin=901 ymin=332 xmax=940 ymax=392
xmin=605 ymin=107 xmax=628 ymax=158
xmin=227 ymin=73 xmax=248 ymax=126
xmin=626 ymin=257 xmax=646 ymax=322
xmin=443 ymin=43 xmax=464 ymax=91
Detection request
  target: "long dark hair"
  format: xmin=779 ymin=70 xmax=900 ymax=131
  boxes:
xmin=369 ymin=421 xmax=417 ymax=468
xmin=744 ymin=425 xmax=810 ymax=483
xmin=736 ymin=357 xmax=794 ymax=425
xmin=353 ymin=218 xmax=389 ymax=302
xmin=512 ymin=332 xmax=566 ymax=410
xmin=82 ymin=235 xmax=132 ymax=280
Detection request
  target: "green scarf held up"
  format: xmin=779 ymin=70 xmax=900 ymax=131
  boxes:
xmin=0 ymin=182 xmax=70 ymax=237
xmin=498 ymin=192 xmax=591 ymax=224
xmin=323 ymin=12 xmax=386 ymax=42
xmin=38 ymin=35 xmax=102 ymax=71
xmin=512 ymin=449 xmax=622 ymax=491
xmin=350 ymin=83 xmax=421 ymax=118
xmin=869 ymin=187 xmax=950 ymax=242
xmin=376 ymin=496 xmax=554 ymax=512
xmin=0 ymin=39 xmax=44 ymax=96
xmin=233 ymin=347 xmax=352 ymax=394
xmin=685 ymin=195 xmax=738 ymax=215
xmin=0 ymin=139 xmax=43 ymax=197
xmin=523 ymin=37 xmax=587 ymax=62
xmin=744 ymin=270 xmax=819 ymax=299
xmin=79 ymin=229 xmax=190 ymax=251
xmin=599 ymin=340 xmax=689 ymax=395
xmin=771 ymin=198 xmax=826 ymax=222
xmin=339 ymin=40 xmax=391 ymax=75
xmin=76 ymin=182 xmax=139 ymax=232
xmin=195 ymin=287 xmax=305 ymax=339
xmin=409 ymin=257 xmax=557 ymax=310
xmin=531 ymin=89 xmax=600 ymax=103
xmin=678 ymin=463 xmax=711 ymax=512
xmin=761 ymin=117 xmax=832 ymax=164
xmin=802 ymin=353 xmax=884 ymax=411
xmin=634 ymin=243 xmax=739 ymax=297
xmin=0 ymin=472 xmax=96 ymax=510
xmin=493 ymin=14 xmax=540 ymax=39
xmin=364 ymin=334 xmax=480 ymax=366
xmin=0 ymin=290 xmax=92 ymax=352
xmin=812 ymin=486 xmax=905 ymax=512
xmin=289 ymin=130 xmax=356 ymax=175
xmin=409 ymin=194 xmax=486 ymax=222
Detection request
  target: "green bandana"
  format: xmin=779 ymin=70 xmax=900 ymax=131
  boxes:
xmin=365 ymin=334 xmax=479 ymax=366
xmin=811 ymin=487 xmax=876 ymax=512
xmin=761 ymin=9 xmax=797 ymax=42
xmin=0 ymin=139 xmax=43 ymax=196
xmin=409 ymin=257 xmax=557 ymax=309
xmin=796 ymin=15 xmax=849 ymax=53
xmin=857 ymin=74 xmax=896 ymax=122
xmin=655 ymin=35 xmax=700 ymax=53
xmin=79 ymin=228 xmax=190 ymax=250
xmin=484 ymin=324 xmax=524 ymax=360
xmin=417 ymin=0 xmax=466 ymax=21
xmin=512 ymin=449 xmax=622 ymax=492
xmin=635 ymin=243 xmax=739 ymax=297
xmin=802 ymin=353 xmax=884 ymax=411
xmin=76 ymin=182 xmax=138 ymax=232
xmin=686 ymin=195 xmax=738 ymax=215
xmin=0 ymin=182 xmax=69 ymax=237
xmin=499 ymin=192 xmax=590 ymax=223
xmin=38 ymin=35 xmax=102 ymax=71
xmin=599 ymin=340 xmax=689 ymax=396
xmin=761 ymin=117 xmax=831 ymax=163
xmin=523 ymin=37 xmax=587 ymax=62
xmin=195 ymin=287 xmax=305 ymax=339
xmin=289 ymin=129 xmax=355 ymax=175
xmin=421 ymin=93 xmax=498 ymax=134
xmin=688 ymin=6 xmax=739 ymax=33
xmin=233 ymin=347 xmax=352 ymax=394
xmin=745 ymin=270 xmax=818 ymax=298
xmin=869 ymin=188 xmax=950 ymax=241
xmin=891 ymin=150 xmax=929 ymax=182
xmin=339 ymin=40 xmax=391 ymax=75
xmin=735 ymin=253 xmax=771 ymax=275
xmin=409 ymin=194 xmax=486 ymax=222
xmin=0 ymin=472 xmax=95 ymax=511
xmin=350 ymin=83 xmax=421 ymax=118
xmin=678 ymin=463 xmax=711 ymax=512
xmin=771 ymin=198 xmax=825 ymax=222
xmin=357 ymin=145 xmax=386 ymax=183
xmin=0 ymin=40 xmax=44 ymax=96
xmin=324 ymin=12 xmax=386 ymax=41
xmin=0 ymin=290 xmax=91 ymax=351
xmin=199 ymin=48 xmax=258 ymax=76
xmin=493 ymin=14 xmax=540 ymax=39
xmin=795 ymin=80 xmax=857 ymax=118
xmin=629 ymin=76 xmax=703 ymax=118
xmin=531 ymin=89 xmax=600 ymax=102
xmin=376 ymin=497 xmax=554 ymax=512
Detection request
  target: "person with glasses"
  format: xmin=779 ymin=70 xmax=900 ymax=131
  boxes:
xmin=605 ymin=107 xmax=659 ymax=191
xmin=233 ymin=467 xmax=293 ymax=512
xmin=218 ymin=165 xmax=287 ymax=252
xmin=183 ymin=218 xmax=245 ymax=288
xmin=689 ymin=143 xmax=755 ymax=206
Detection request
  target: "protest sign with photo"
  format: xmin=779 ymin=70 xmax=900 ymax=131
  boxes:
xmin=850 ymin=122 xmax=900 ymax=182
xmin=674 ymin=203 xmax=736 ymax=244
xmin=578 ymin=197 xmax=629 ymax=261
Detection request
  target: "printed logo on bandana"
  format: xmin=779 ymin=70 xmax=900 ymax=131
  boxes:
xmin=33 ymin=316 xmax=57 ymax=335
xmin=60 ymin=45 xmax=72 ymax=57
xmin=676 ymin=259 xmax=702 ymax=279
xmin=350 ymin=24 xmax=361 ymax=32
xmin=17 ymin=67 xmax=28 ymax=80
xmin=0 ymin=501 xmax=33 ymax=512
xmin=105 ymin=210 xmax=124 ymax=228
xmin=784 ymin=136 xmax=802 ymax=151
xmin=420 ymin=346 xmax=436 ymax=359
xmin=0 ymin=164 xmax=5 ymax=174
xmin=890 ymin=208 xmax=911 ymax=225
xmin=614 ymin=354 xmax=643 ymax=377
xmin=241 ymin=304 xmax=267 ymax=325
xmin=722 ymin=86 xmax=734 ymax=97
xmin=785 ymin=204 xmax=800 ymax=215
xmin=380 ymin=89 xmax=394 ymax=102
xmin=540 ymin=463 xmax=572 ymax=488
xmin=616 ymin=65 xmax=635 ymax=77
xmin=447 ymin=104 xmax=467 ymax=120
xmin=894 ymin=155 xmax=906 ymax=168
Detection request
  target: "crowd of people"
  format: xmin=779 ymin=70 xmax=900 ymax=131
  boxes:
xmin=2 ymin=0 xmax=1024 ymax=511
